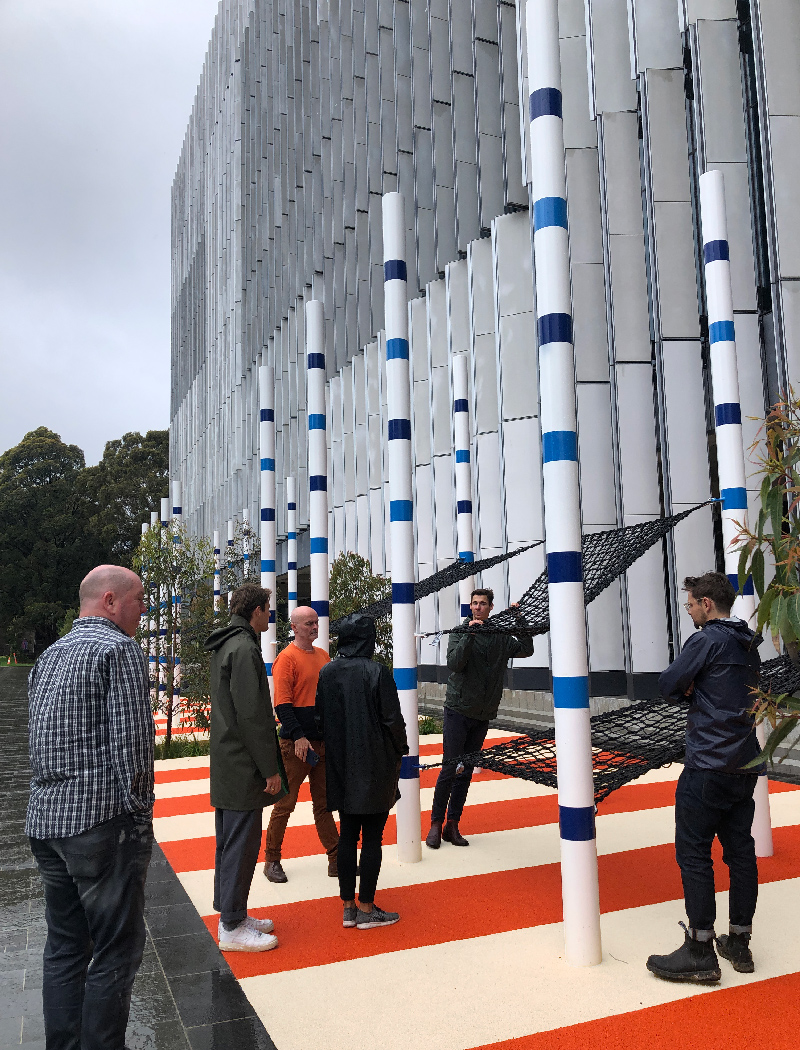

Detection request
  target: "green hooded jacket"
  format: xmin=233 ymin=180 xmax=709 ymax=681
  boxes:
xmin=205 ymin=615 xmax=288 ymax=811
xmin=445 ymin=619 xmax=534 ymax=721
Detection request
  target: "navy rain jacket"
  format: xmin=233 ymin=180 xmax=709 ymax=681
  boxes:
xmin=659 ymin=617 xmax=763 ymax=773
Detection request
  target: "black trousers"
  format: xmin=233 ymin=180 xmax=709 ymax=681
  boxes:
xmin=430 ymin=707 xmax=490 ymax=824
xmin=675 ymin=766 xmax=759 ymax=931
xmin=338 ymin=812 xmax=389 ymax=904
xmin=213 ymin=808 xmax=263 ymax=925
xmin=29 ymin=813 xmax=153 ymax=1050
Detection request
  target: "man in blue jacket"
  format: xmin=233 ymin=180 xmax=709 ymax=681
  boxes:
xmin=646 ymin=572 xmax=762 ymax=985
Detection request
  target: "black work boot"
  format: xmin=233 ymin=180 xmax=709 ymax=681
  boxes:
xmin=646 ymin=923 xmax=721 ymax=984
xmin=425 ymin=821 xmax=442 ymax=849
xmin=442 ymin=820 xmax=469 ymax=846
xmin=716 ymin=931 xmax=754 ymax=973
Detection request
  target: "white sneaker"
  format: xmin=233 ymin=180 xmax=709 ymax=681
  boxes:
xmin=244 ymin=915 xmax=275 ymax=934
xmin=218 ymin=919 xmax=278 ymax=952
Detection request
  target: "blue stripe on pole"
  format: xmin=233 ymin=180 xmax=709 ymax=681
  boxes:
xmin=715 ymin=402 xmax=741 ymax=426
xmin=727 ymin=572 xmax=754 ymax=595
xmin=547 ymin=550 xmax=583 ymax=583
xmin=310 ymin=537 xmax=328 ymax=554
xmin=173 ymin=506 xmax=182 ymax=515
xmin=260 ymin=458 xmax=275 ymax=471
xmin=288 ymin=591 xmax=298 ymax=600
xmin=394 ymin=667 xmax=417 ymax=690
xmin=260 ymin=408 xmax=274 ymax=422
xmin=384 ymin=259 xmax=407 ymax=282
xmin=288 ymin=502 xmax=296 ymax=510
xmin=264 ymin=662 xmax=273 ymax=675
xmin=559 ymin=805 xmax=596 ymax=841
xmin=529 ymin=86 xmax=562 ymax=120
xmin=260 ymin=508 xmax=275 ymax=521
xmin=269 ymin=611 xmax=276 ymax=623
xmin=457 ymin=500 xmax=472 ymax=514
xmin=214 ymin=549 xmax=220 ymax=555
xmin=310 ymin=600 xmax=329 ymax=617
xmin=399 ymin=754 xmax=420 ymax=779
xmin=721 ymin=486 xmax=748 ymax=510
xmin=390 ymin=500 xmax=413 ymax=521
xmin=455 ymin=449 xmax=470 ymax=463
xmin=703 ymin=239 xmax=729 ymax=264
xmin=533 ymin=196 xmax=568 ymax=231
xmin=213 ymin=589 xmax=220 ymax=596
xmin=288 ymin=532 xmax=296 ymax=540
xmin=309 ymin=413 xmax=326 ymax=430
xmin=388 ymin=418 xmax=411 ymax=440
xmin=552 ymin=675 xmax=590 ymax=709
xmin=288 ymin=561 xmax=297 ymax=570
xmin=461 ymin=603 xmax=471 ymax=617
xmin=308 ymin=353 xmax=325 ymax=370
xmin=386 ymin=338 xmax=409 ymax=360
xmin=454 ymin=398 xmax=469 ymax=413
xmin=392 ymin=582 xmax=415 ymax=604
xmin=538 ymin=312 xmax=572 ymax=346
xmin=458 ymin=551 xmax=474 ymax=563
xmin=261 ymin=559 xmax=275 ymax=572
xmin=310 ymin=475 xmax=327 ymax=491
xmin=709 ymin=320 xmax=735 ymax=344
xmin=542 ymin=430 xmax=578 ymax=463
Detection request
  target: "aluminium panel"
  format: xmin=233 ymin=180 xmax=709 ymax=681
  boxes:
xmin=475 ymin=430 xmax=504 ymax=549
xmin=758 ymin=0 xmax=800 ymax=115
xmin=559 ymin=34 xmax=597 ymax=149
xmin=770 ymin=116 xmax=800 ymax=279
xmin=415 ymin=462 xmax=435 ymax=564
xmin=630 ymin=0 xmax=682 ymax=73
xmin=586 ymin=0 xmax=638 ymax=115
xmin=576 ymin=383 xmax=617 ymax=526
xmin=573 ymin=264 xmax=609 ymax=381
xmin=695 ymin=19 xmax=748 ymax=164
xmin=498 ymin=312 xmax=538 ymax=419
xmin=616 ymin=362 xmax=661 ymax=515
xmin=661 ymin=341 xmax=711 ymax=505
xmin=473 ymin=332 xmax=500 ymax=433
xmin=607 ymin=234 xmax=652 ymax=361
xmin=652 ymin=201 xmax=701 ymax=338
xmin=565 ymin=147 xmax=603 ymax=265
xmin=433 ymin=453 xmax=456 ymax=562
xmin=502 ymin=416 xmax=543 ymax=543
xmin=414 ymin=380 xmax=433 ymax=465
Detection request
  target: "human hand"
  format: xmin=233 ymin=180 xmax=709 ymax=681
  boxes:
xmin=265 ymin=774 xmax=282 ymax=795
xmin=468 ymin=619 xmax=484 ymax=628
xmin=684 ymin=682 xmax=695 ymax=697
xmin=294 ymin=737 xmax=310 ymax=761
xmin=510 ymin=602 xmax=524 ymax=619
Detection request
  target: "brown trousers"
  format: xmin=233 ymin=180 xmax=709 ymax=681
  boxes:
xmin=264 ymin=738 xmax=339 ymax=862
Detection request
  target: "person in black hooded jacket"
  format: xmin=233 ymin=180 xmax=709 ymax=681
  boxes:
xmin=647 ymin=572 xmax=763 ymax=985
xmin=315 ymin=613 xmax=408 ymax=930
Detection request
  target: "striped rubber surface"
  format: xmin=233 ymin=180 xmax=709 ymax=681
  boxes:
xmin=153 ymin=734 xmax=800 ymax=1050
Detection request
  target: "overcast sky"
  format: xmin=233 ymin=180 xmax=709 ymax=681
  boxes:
xmin=0 ymin=0 xmax=220 ymax=465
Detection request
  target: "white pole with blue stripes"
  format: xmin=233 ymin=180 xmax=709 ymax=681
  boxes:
xmin=242 ymin=508 xmax=250 ymax=579
xmin=260 ymin=364 xmax=277 ymax=677
xmin=149 ymin=511 xmax=158 ymax=700
xmin=140 ymin=521 xmax=149 ymax=641
xmin=159 ymin=497 xmax=170 ymax=714
xmin=171 ymin=483 xmax=182 ymax=720
xmin=306 ymin=299 xmax=330 ymax=654
xmin=286 ymin=475 xmax=298 ymax=617
xmin=452 ymin=352 xmax=475 ymax=619
xmin=700 ymin=168 xmax=773 ymax=857
xmin=383 ymin=191 xmax=422 ymax=863
xmin=227 ymin=518 xmax=234 ymax=609
xmin=213 ymin=530 xmax=221 ymax=617
xmin=526 ymin=0 xmax=601 ymax=964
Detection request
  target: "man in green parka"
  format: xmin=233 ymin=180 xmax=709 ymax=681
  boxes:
xmin=205 ymin=584 xmax=287 ymax=952
xmin=426 ymin=588 xmax=533 ymax=849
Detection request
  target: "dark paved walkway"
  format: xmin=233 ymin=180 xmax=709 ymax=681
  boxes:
xmin=0 ymin=666 xmax=275 ymax=1050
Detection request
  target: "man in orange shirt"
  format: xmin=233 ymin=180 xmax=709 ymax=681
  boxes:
xmin=263 ymin=606 xmax=339 ymax=882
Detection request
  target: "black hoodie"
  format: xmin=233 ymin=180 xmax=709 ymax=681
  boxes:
xmin=315 ymin=614 xmax=408 ymax=813
xmin=659 ymin=617 xmax=763 ymax=773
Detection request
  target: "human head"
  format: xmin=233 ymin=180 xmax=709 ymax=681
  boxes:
xmin=230 ymin=584 xmax=271 ymax=633
xmin=79 ymin=565 xmax=145 ymax=638
xmin=291 ymin=605 xmax=319 ymax=649
xmin=683 ymin=572 xmax=735 ymax=628
xmin=470 ymin=588 xmax=494 ymax=622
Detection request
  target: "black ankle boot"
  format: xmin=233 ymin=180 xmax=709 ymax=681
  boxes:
xmin=646 ymin=923 xmax=721 ymax=984
xmin=442 ymin=820 xmax=469 ymax=846
xmin=716 ymin=931 xmax=754 ymax=973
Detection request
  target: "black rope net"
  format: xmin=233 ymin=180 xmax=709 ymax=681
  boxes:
xmin=761 ymin=653 xmax=800 ymax=696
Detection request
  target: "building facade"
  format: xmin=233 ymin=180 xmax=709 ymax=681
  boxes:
xmin=170 ymin=0 xmax=800 ymax=696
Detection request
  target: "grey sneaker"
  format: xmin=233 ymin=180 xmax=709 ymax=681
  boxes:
xmin=356 ymin=906 xmax=400 ymax=930
xmin=343 ymin=906 xmax=358 ymax=928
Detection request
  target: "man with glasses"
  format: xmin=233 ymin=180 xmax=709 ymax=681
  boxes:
xmin=647 ymin=571 xmax=762 ymax=984
xmin=426 ymin=588 xmax=533 ymax=849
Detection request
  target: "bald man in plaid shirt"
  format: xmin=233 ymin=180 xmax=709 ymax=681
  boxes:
xmin=26 ymin=565 xmax=154 ymax=1050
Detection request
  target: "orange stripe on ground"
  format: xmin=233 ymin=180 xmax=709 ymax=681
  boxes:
xmin=208 ymin=823 xmax=800 ymax=979
xmin=155 ymin=767 xmax=210 ymax=784
xmin=466 ymin=970 xmax=800 ymax=1050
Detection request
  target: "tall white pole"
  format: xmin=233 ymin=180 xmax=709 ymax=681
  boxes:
xmin=149 ymin=511 xmax=158 ymax=703
xmin=382 ymin=191 xmax=421 ymax=863
xmin=213 ymin=530 xmax=221 ymax=617
xmin=700 ymin=169 xmax=773 ymax=857
xmin=287 ymin=476 xmax=298 ymax=617
xmin=260 ymin=364 xmax=277 ymax=677
xmin=453 ymin=353 xmax=476 ymax=619
xmin=227 ymin=518 xmax=234 ymax=609
xmin=159 ymin=497 xmax=170 ymax=715
xmin=526 ymin=0 xmax=601 ymax=964
xmin=242 ymin=508 xmax=250 ymax=579
xmin=306 ymin=300 xmax=330 ymax=653
xmin=171 ymin=483 xmax=182 ymax=720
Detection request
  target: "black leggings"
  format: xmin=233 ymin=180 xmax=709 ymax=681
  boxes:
xmin=338 ymin=811 xmax=389 ymax=904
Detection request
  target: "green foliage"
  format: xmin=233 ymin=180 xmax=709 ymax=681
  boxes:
xmin=329 ymin=551 xmax=392 ymax=665
xmin=155 ymin=736 xmax=210 ymax=761
xmin=219 ymin=518 xmax=261 ymax=600
xmin=418 ymin=714 xmax=443 ymax=735
xmin=58 ymin=608 xmax=78 ymax=638
xmin=178 ymin=581 xmax=215 ymax=733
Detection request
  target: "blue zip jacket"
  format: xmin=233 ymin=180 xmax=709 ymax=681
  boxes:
xmin=659 ymin=618 xmax=762 ymax=773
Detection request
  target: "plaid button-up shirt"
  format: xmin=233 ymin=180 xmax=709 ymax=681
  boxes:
xmin=26 ymin=616 xmax=155 ymax=840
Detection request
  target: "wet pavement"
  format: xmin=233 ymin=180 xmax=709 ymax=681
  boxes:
xmin=0 ymin=666 xmax=276 ymax=1050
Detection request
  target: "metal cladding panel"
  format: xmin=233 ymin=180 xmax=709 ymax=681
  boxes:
xmin=771 ymin=116 xmax=800 ymax=279
xmin=576 ymin=384 xmax=616 ymax=526
xmin=475 ymin=431 xmax=503 ymax=550
xmin=759 ymin=0 xmax=800 ymax=115
xmin=503 ymin=417 xmax=543 ymax=543
xmin=559 ymin=34 xmax=597 ymax=149
xmin=413 ymin=380 xmax=432 ymax=464
xmin=630 ymin=0 xmax=682 ymax=73
xmin=785 ymin=281 xmax=800 ymax=388
xmin=616 ymin=363 xmax=662 ymax=516
xmin=710 ymin=163 xmax=757 ymax=312
xmin=586 ymin=0 xmax=638 ymax=114
xmin=607 ymin=235 xmax=651 ymax=360
xmin=661 ymin=341 xmax=711 ymax=505
xmin=695 ymin=20 xmax=747 ymax=164
xmin=415 ymin=461 xmax=434 ymax=564
xmin=433 ymin=453 xmax=455 ymax=562
xmin=652 ymin=202 xmax=701 ymax=338
xmin=431 ymin=367 xmax=451 ymax=456
xmin=572 ymin=264 xmax=609 ymax=381
xmin=499 ymin=313 xmax=538 ymax=419
xmin=473 ymin=333 xmax=500 ymax=434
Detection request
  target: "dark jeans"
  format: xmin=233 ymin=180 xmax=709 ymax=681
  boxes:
xmin=675 ymin=766 xmax=759 ymax=931
xmin=430 ymin=707 xmax=490 ymax=824
xmin=29 ymin=813 xmax=153 ymax=1050
xmin=213 ymin=808 xmax=263 ymax=925
xmin=338 ymin=812 xmax=389 ymax=904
